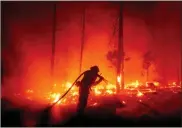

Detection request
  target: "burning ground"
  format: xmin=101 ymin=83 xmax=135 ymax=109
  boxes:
xmin=1 ymin=81 xmax=181 ymax=126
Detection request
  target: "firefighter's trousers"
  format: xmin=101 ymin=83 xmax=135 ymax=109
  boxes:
xmin=77 ymin=86 xmax=90 ymax=116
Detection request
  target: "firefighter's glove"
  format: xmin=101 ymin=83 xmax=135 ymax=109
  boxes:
xmin=75 ymin=81 xmax=81 ymax=87
xmin=99 ymin=75 xmax=104 ymax=80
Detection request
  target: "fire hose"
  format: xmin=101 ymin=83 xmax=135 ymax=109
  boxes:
xmin=39 ymin=72 xmax=86 ymax=125
xmin=49 ymin=72 xmax=85 ymax=107
xmin=49 ymin=72 xmax=108 ymax=108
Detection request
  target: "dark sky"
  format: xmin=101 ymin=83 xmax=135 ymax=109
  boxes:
xmin=1 ymin=1 xmax=181 ymax=92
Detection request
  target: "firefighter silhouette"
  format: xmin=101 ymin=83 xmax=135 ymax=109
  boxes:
xmin=76 ymin=66 xmax=104 ymax=116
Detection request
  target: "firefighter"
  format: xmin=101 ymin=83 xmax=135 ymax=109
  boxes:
xmin=76 ymin=65 xmax=104 ymax=116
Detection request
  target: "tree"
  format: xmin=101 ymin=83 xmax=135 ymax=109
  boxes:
xmin=106 ymin=50 xmax=131 ymax=70
xmin=142 ymin=51 xmax=154 ymax=82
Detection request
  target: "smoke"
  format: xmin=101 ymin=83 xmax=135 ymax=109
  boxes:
xmin=145 ymin=2 xmax=181 ymax=83
xmin=2 ymin=2 xmax=181 ymax=104
xmin=122 ymin=2 xmax=181 ymax=83
xmin=1 ymin=2 xmax=54 ymax=102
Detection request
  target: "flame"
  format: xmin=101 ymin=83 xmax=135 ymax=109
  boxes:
xmin=153 ymin=82 xmax=160 ymax=86
xmin=94 ymin=88 xmax=102 ymax=95
xmin=117 ymin=75 xmax=121 ymax=84
xmin=51 ymin=93 xmax=61 ymax=103
xmin=19 ymin=79 xmax=180 ymax=106
xmin=106 ymin=89 xmax=114 ymax=94
xmin=172 ymin=82 xmax=176 ymax=86
xmin=26 ymin=89 xmax=33 ymax=93
xmin=136 ymin=91 xmax=144 ymax=97
xmin=135 ymin=80 xmax=139 ymax=87
xmin=126 ymin=80 xmax=140 ymax=88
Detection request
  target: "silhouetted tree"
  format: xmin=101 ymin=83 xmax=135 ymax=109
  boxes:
xmin=142 ymin=51 xmax=154 ymax=82
xmin=106 ymin=51 xmax=131 ymax=70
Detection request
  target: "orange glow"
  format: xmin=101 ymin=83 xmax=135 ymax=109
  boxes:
xmin=10 ymin=79 xmax=181 ymax=107
xmin=117 ymin=75 xmax=121 ymax=85
xmin=168 ymin=82 xmax=177 ymax=86
xmin=136 ymin=91 xmax=144 ymax=97
xmin=2 ymin=3 xmax=181 ymax=114
xmin=52 ymin=93 xmax=61 ymax=103
xmin=94 ymin=88 xmax=102 ymax=95
xmin=92 ymin=102 xmax=98 ymax=106
xmin=125 ymin=80 xmax=140 ymax=88
xmin=122 ymin=101 xmax=126 ymax=104
xmin=153 ymin=82 xmax=160 ymax=86
xmin=172 ymin=82 xmax=176 ymax=86
xmin=135 ymin=80 xmax=139 ymax=87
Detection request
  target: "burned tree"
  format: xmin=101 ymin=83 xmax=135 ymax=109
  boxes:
xmin=117 ymin=2 xmax=124 ymax=91
xmin=79 ymin=6 xmax=86 ymax=74
xmin=51 ymin=2 xmax=57 ymax=84
xmin=106 ymin=3 xmax=131 ymax=92
xmin=106 ymin=50 xmax=118 ymax=69
xmin=142 ymin=51 xmax=154 ymax=82
xmin=106 ymin=3 xmax=124 ymax=93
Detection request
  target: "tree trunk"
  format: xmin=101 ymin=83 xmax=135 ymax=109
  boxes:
xmin=79 ymin=6 xmax=86 ymax=74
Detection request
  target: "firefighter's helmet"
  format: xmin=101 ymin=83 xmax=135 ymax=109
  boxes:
xmin=90 ymin=65 xmax=99 ymax=73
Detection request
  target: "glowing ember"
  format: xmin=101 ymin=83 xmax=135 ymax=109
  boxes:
xmin=153 ymin=82 xmax=159 ymax=86
xmin=136 ymin=91 xmax=144 ymax=97
xmin=106 ymin=90 xmax=114 ymax=94
xmin=26 ymin=90 xmax=33 ymax=93
xmin=92 ymin=102 xmax=98 ymax=106
xmin=72 ymin=92 xmax=78 ymax=96
xmin=126 ymin=80 xmax=141 ymax=88
xmin=94 ymin=89 xmax=102 ymax=95
xmin=172 ymin=82 xmax=176 ymax=86
xmin=21 ymin=80 xmax=180 ymax=106
xmin=106 ymin=84 xmax=116 ymax=90
xmin=52 ymin=93 xmax=61 ymax=103
xmin=135 ymin=80 xmax=139 ymax=87
xmin=122 ymin=101 xmax=126 ymax=104
xmin=65 ymin=82 xmax=72 ymax=89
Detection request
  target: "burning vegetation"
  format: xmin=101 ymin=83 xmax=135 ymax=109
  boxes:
xmin=11 ymin=78 xmax=181 ymax=107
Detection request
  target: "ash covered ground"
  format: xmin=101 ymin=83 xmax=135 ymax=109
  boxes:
xmin=1 ymin=87 xmax=181 ymax=127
